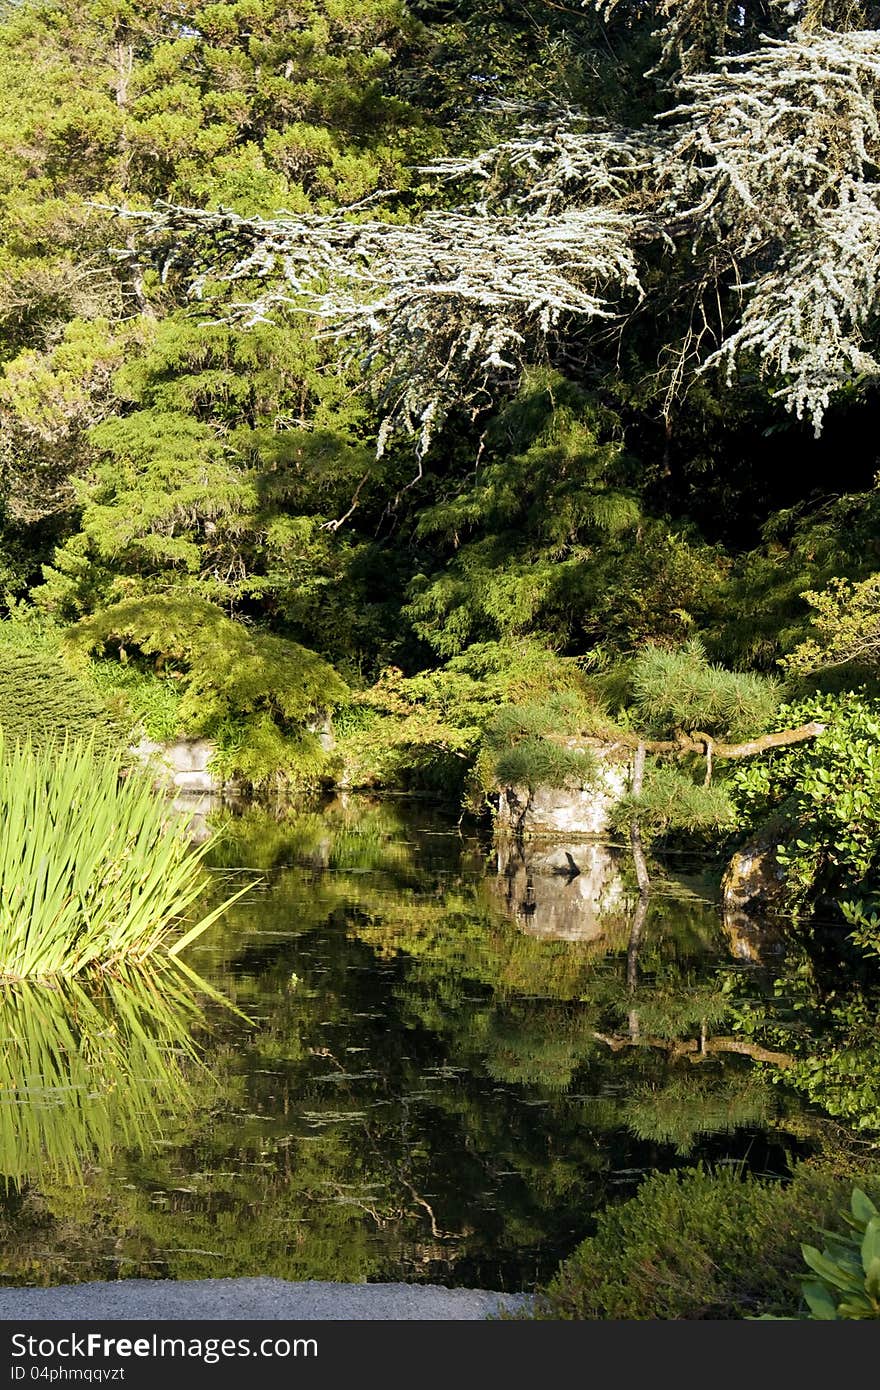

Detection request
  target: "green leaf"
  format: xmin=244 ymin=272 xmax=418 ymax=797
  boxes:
xmin=801 ymin=1245 xmax=864 ymax=1294
xmin=802 ymin=1281 xmax=838 ymax=1320
xmin=852 ymin=1188 xmax=879 ymax=1225
xmin=864 ymin=1257 xmax=880 ymax=1302
xmin=862 ymin=1218 xmax=880 ymax=1277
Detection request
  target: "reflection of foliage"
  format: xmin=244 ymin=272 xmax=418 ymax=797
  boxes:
xmin=0 ymin=966 xmax=208 ymax=1188
xmin=0 ymin=800 xmax=830 ymax=1291
xmin=784 ymin=1000 xmax=880 ymax=1133
xmin=622 ymin=1072 xmax=776 ymax=1156
xmin=619 ymin=974 xmax=730 ymax=1039
xmin=537 ymin=1165 xmax=880 ymax=1320
xmin=722 ymin=949 xmax=880 ymax=1132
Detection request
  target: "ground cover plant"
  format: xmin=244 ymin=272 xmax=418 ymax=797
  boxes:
xmin=535 ymin=1166 xmax=880 ymax=1320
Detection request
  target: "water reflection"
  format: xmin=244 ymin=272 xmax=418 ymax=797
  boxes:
xmin=490 ymin=839 xmax=629 ymax=943
xmin=0 ymin=967 xmax=206 ymax=1189
xmin=722 ymin=909 xmax=786 ymax=962
xmin=0 ymin=799 xmax=819 ymax=1290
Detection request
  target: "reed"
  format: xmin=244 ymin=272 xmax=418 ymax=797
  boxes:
xmin=0 ymin=732 xmax=248 ymax=979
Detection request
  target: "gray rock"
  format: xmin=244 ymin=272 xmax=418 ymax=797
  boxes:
xmin=132 ymin=738 xmax=228 ymax=795
xmin=494 ymin=741 xmax=631 ymax=839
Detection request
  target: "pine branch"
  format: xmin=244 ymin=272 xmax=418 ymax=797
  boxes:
xmin=562 ymin=720 xmax=826 ymax=759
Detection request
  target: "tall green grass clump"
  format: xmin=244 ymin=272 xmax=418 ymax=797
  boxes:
xmin=0 ymin=733 xmax=246 ymax=979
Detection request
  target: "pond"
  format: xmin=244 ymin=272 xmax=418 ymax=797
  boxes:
xmin=0 ymin=796 xmax=822 ymax=1292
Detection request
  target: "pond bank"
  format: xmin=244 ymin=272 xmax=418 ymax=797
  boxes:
xmin=0 ymin=1279 xmax=530 ymax=1321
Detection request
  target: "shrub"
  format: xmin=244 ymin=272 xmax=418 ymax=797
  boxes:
xmin=729 ymin=692 xmax=880 ymax=915
xmin=630 ymin=639 xmax=781 ymax=741
xmin=69 ymin=595 xmax=348 ymax=788
xmin=0 ymin=734 xmax=248 ymax=979
xmin=798 ymin=1187 xmax=880 ymax=1319
xmin=0 ymin=648 xmax=121 ymax=754
xmin=535 ymin=1165 xmax=880 ymax=1320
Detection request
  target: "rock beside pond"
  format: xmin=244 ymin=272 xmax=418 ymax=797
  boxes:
xmin=494 ymin=741 xmax=632 ymax=838
xmin=722 ymin=819 xmax=791 ymax=920
xmin=133 ymin=736 xmax=225 ymax=793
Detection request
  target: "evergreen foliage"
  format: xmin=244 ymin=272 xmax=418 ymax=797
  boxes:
xmin=611 ymin=762 xmax=737 ymax=837
xmin=70 ymin=595 xmax=348 ymax=787
xmin=0 ymin=647 xmax=120 ymax=754
xmin=629 ymin=639 xmax=780 ymax=741
xmin=130 ymin=27 xmax=880 ymax=444
xmin=480 ymin=694 xmax=600 ymax=793
xmin=537 ymin=1165 xmax=880 ymax=1320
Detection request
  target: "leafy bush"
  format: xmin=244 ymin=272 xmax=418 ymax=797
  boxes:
xmin=0 ymin=734 xmax=248 ymax=979
xmin=88 ymin=659 xmax=182 ymax=742
xmin=798 ymin=1187 xmax=880 ymax=1319
xmin=536 ymin=1165 xmax=880 ymax=1320
xmin=334 ymin=641 xmax=599 ymax=798
xmin=0 ymin=967 xmax=206 ymax=1187
xmin=70 ymin=595 xmax=348 ymax=788
xmin=729 ymin=692 xmax=880 ymax=915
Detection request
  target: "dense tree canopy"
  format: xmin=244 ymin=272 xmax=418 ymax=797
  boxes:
xmin=3 ymin=0 xmax=880 ymax=864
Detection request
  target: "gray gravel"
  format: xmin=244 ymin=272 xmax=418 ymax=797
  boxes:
xmin=0 ymin=1278 xmax=531 ymax=1321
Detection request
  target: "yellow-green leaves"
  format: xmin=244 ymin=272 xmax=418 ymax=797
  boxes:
xmin=0 ymin=731 xmax=250 ymax=978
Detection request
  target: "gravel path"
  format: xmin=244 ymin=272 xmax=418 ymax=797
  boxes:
xmin=0 ymin=1278 xmax=531 ymax=1321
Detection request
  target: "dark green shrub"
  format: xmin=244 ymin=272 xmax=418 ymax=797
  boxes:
xmin=536 ymin=1165 xmax=880 ymax=1320
xmin=0 ymin=650 xmax=121 ymax=755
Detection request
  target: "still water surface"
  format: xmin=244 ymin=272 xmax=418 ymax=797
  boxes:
xmin=0 ymin=797 xmax=815 ymax=1290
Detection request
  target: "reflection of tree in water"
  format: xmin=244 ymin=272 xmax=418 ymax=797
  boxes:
xmin=0 ymin=800 xmax=852 ymax=1290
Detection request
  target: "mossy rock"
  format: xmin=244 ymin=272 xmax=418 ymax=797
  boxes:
xmin=0 ymin=651 xmax=122 ymax=756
